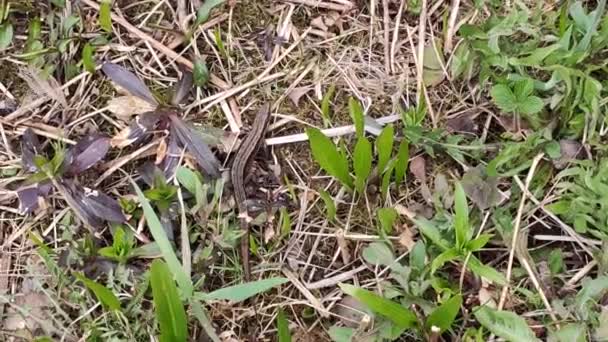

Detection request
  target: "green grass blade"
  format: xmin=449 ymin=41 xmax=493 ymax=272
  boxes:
xmin=339 ymin=283 xmax=417 ymax=329
xmin=150 ymin=260 xmax=188 ymax=342
xmin=132 ymin=179 xmax=193 ymax=297
xmin=82 ymin=43 xmax=95 ymax=73
xmin=454 ymin=182 xmax=470 ymax=249
xmin=74 ymin=273 xmax=121 ymax=311
xmin=348 ymin=97 xmax=364 ymax=138
xmin=318 ymin=189 xmax=336 ymax=221
xmin=191 ymin=300 xmax=221 ymax=342
xmin=203 ymin=278 xmax=288 ymax=303
xmin=99 ymin=0 xmax=112 ymax=33
xmin=277 ymin=308 xmax=291 ymax=342
xmin=394 ymin=140 xmax=410 ymax=184
xmin=376 ymin=124 xmax=394 ymax=174
xmin=353 ymin=137 xmax=372 ymax=193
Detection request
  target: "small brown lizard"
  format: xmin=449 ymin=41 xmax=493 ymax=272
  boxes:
xmin=230 ymin=104 xmax=271 ymax=280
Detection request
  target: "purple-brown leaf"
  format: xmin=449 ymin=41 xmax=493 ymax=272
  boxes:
xmin=111 ymin=111 xmax=162 ymax=148
xmin=65 ymin=134 xmax=111 ymax=174
xmin=80 ymin=187 xmax=127 ymax=223
xmin=170 ymin=115 xmax=220 ymax=178
xmin=17 ymin=186 xmax=40 ymax=214
xmin=171 ymin=71 xmax=193 ymax=105
xmin=102 ymin=63 xmax=158 ymax=106
xmin=21 ymin=129 xmax=42 ymax=172
xmin=160 ymin=135 xmax=181 ymax=179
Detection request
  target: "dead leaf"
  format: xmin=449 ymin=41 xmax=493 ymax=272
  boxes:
xmin=155 ymin=137 xmax=168 ymax=165
xmin=461 ymin=166 xmax=500 ymax=210
xmin=311 ymin=16 xmax=328 ymax=31
xmin=446 ymin=115 xmax=478 ymax=133
xmin=336 ymin=229 xmax=351 ymax=265
xmin=478 ymin=285 xmax=497 ymax=309
xmin=394 ymin=204 xmax=416 ymax=220
xmin=434 ymin=172 xmax=451 ymax=208
xmin=19 ymin=68 xmax=68 ymax=108
xmin=106 ymin=95 xmax=156 ymax=119
xmin=287 ymin=86 xmax=312 ymax=106
xmin=410 ymin=155 xmax=432 ymax=203
xmin=553 ymin=139 xmax=584 ymax=169
xmin=422 ymin=40 xmax=445 ymax=87
xmin=333 ymin=295 xmax=366 ymax=328
xmin=263 ymin=224 xmax=275 ymax=243
xmin=398 ymin=224 xmax=416 ymax=251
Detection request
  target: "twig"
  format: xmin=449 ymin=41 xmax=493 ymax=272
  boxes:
xmin=444 ymin=0 xmax=461 ymax=52
xmin=305 ymin=265 xmax=367 ymax=289
xmin=281 ymin=0 xmax=353 ymax=11
xmin=282 ymin=268 xmax=330 ymax=317
xmin=497 ymin=153 xmax=544 ymax=309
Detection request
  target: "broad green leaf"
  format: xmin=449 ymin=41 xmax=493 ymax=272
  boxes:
xmin=27 ymin=17 xmax=41 ymax=44
xmin=74 ymin=273 xmax=121 ymax=311
xmin=318 ymin=189 xmax=336 ymax=221
xmin=574 ymin=276 xmax=608 ymax=316
xmin=548 ymin=249 xmax=564 ymax=274
xmin=203 ymin=278 xmax=288 ymax=302
xmin=339 ymin=283 xmax=417 ymax=329
xmin=454 ymin=182 xmax=470 ymax=249
xmin=51 ymin=0 xmax=65 ymax=7
xmin=422 ymin=41 xmax=445 ymax=86
xmin=517 ymin=96 xmax=544 ymax=115
xmin=348 ymin=97 xmax=364 ymax=138
xmin=306 ymin=128 xmax=352 ymax=189
xmin=193 ymin=59 xmax=210 ymax=87
xmin=176 ymin=166 xmax=201 ymax=195
xmin=426 ymin=294 xmax=462 ymax=332
xmin=431 ymin=247 xmax=460 ymax=273
xmin=353 ymin=137 xmax=372 ymax=193
xmin=468 ymin=256 xmax=506 ymax=285
xmin=415 ymin=218 xmax=451 ymax=250
xmin=394 ymin=139 xmax=410 ymax=184
xmin=474 ymin=306 xmax=540 ymax=342
xmin=491 ymin=84 xmax=518 ymax=113
xmin=277 ymin=308 xmax=291 ymax=342
xmin=191 ymin=301 xmax=221 ymax=342
xmin=376 ymin=124 xmax=394 ymax=174
xmin=362 ymin=242 xmax=394 ymax=266
xmin=150 ymin=260 xmax=188 ymax=342
xmin=63 ymin=15 xmax=80 ymax=32
xmin=0 ymin=22 xmax=13 ymax=49
xmin=132 ymin=180 xmax=193 ymax=297
xmin=548 ymin=323 xmax=587 ymax=342
xmin=321 ymin=85 xmax=335 ymax=126
xmin=377 ymin=207 xmax=397 ymax=234
xmin=99 ymin=0 xmax=113 ymax=33
xmin=465 ymin=234 xmax=492 ymax=252
xmin=381 ymin=159 xmax=396 ymax=198
xmin=544 ymin=141 xmax=561 ymax=159
xmin=82 ymin=43 xmax=95 ymax=73
xmin=410 ymin=241 xmax=426 ymax=271
xmin=194 ymin=0 xmax=225 ymax=27
xmin=450 ymin=42 xmax=476 ymax=80
xmin=328 ymin=326 xmax=355 ymax=342
xmin=513 ymin=79 xmax=534 ymax=99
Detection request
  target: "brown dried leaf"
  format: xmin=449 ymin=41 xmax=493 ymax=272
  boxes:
xmin=553 ymin=139 xmax=584 ymax=169
xmin=106 ymin=96 xmax=156 ymax=119
xmin=311 ymin=16 xmax=328 ymax=31
xmin=333 ymin=295 xmax=366 ymax=328
xmin=410 ymin=155 xmax=426 ymax=182
xmin=446 ymin=115 xmax=478 ymax=134
xmin=19 ymin=68 xmax=68 ymax=108
xmin=461 ymin=166 xmax=500 ymax=210
xmin=287 ymin=86 xmax=312 ymax=106
xmin=398 ymin=224 xmax=416 ymax=251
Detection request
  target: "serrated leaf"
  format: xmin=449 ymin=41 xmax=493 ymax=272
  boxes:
xmin=362 ymin=242 xmax=394 ymax=266
xmin=99 ymin=0 xmax=113 ymax=33
xmin=0 ymin=22 xmax=13 ymax=50
xmin=377 ymin=207 xmax=397 ymax=234
xmin=491 ymin=84 xmax=518 ymax=113
xmin=306 ymin=128 xmax=352 ymax=189
xmin=82 ymin=43 xmax=95 ymax=72
xmin=150 ymin=260 xmax=188 ymax=342
xmin=474 ymin=306 xmax=541 ymax=342
xmin=353 ymin=137 xmax=372 ymax=193
xmin=454 ymin=182 xmax=470 ymax=249
xmin=75 ymin=273 xmax=121 ymax=311
xmin=394 ymin=139 xmax=410 ymax=184
xmin=339 ymin=283 xmax=417 ymax=329
xmin=318 ymin=189 xmax=336 ymax=221
xmin=514 ymin=79 xmax=534 ymax=98
xmin=349 ymin=97 xmax=364 ymax=138
xmin=277 ymin=308 xmax=291 ymax=342
xmin=195 ymin=0 xmax=225 ymax=27
xmin=376 ymin=124 xmax=394 ymax=174
xmin=202 ymin=278 xmax=288 ymax=303
xmin=426 ymin=294 xmax=462 ymax=332
xmin=517 ymin=96 xmax=544 ymax=115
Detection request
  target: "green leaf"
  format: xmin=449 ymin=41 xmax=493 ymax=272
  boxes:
xmin=415 ymin=218 xmax=451 ymax=251
xmin=422 ymin=40 xmax=445 ymax=86
xmin=517 ymin=96 xmax=544 ymax=115
xmin=176 ymin=166 xmax=201 ymax=195
xmin=27 ymin=17 xmax=41 ymax=44
xmin=306 ymin=128 xmax=352 ymax=189
xmin=328 ymin=326 xmax=355 ymax=342
xmin=150 ymin=260 xmax=188 ymax=342
xmin=474 ymin=306 xmax=541 ymax=342
xmin=194 ymin=0 xmax=225 ymax=27
xmin=548 ymin=323 xmax=587 ymax=342
xmin=348 ymin=97 xmax=364 ymax=138
xmin=431 ymin=247 xmax=460 ymax=273
xmin=339 ymin=283 xmax=417 ymax=329
xmin=203 ymin=278 xmax=288 ymax=303
xmin=321 ymin=85 xmax=335 ymax=126
xmin=132 ymin=180 xmax=193 ymax=297
xmin=491 ymin=84 xmax=518 ymax=113
xmin=277 ymin=309 xmax=291 ymax=342
xmin=99 ymin=0 xmax=113 ymax=33
xmin=465 ymin=234 xmax=492 ymax=252
xmin=0 ymin=22 xmax=13 ymax=50
xmin=353 ymin=137 xmax=372 ymax=193
xmin=394 ymin=139 xmax=410 ymax=184
xmin=513 ymin=79 xmax=534 ymax=99
xmin=381 ymin=159 xmax=396 ymax=198
xmin=468 ymin=256 xmax=506 ymax=285
xmin=410 ymin=241 xmax=426 ymax=271
xmin=74 ymin=273 xmax=121 ymax=311
xmin=454 ymin=182 xmax=470 ymax=249
xmin=376 ymin=124 xmax=394 ymax=174
xmin=82 ymin=43 xmax=95 ymax=73
xmin=191 ymin=301 xmax=221 ymax=342
xmin=318 ymin=189 xmax=336 ymax=221
xmin=362 ymin=242 xmax=394 ymax=266
xmin=548 ymin=249 xmax=564 ymax=275
xmin=193 ymin=59 xmax=210 ymax=87
xmin=426 ymin=294 xmax=462 ymax=332
xmin=377 ymin=207 xmax=397 ymax=234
